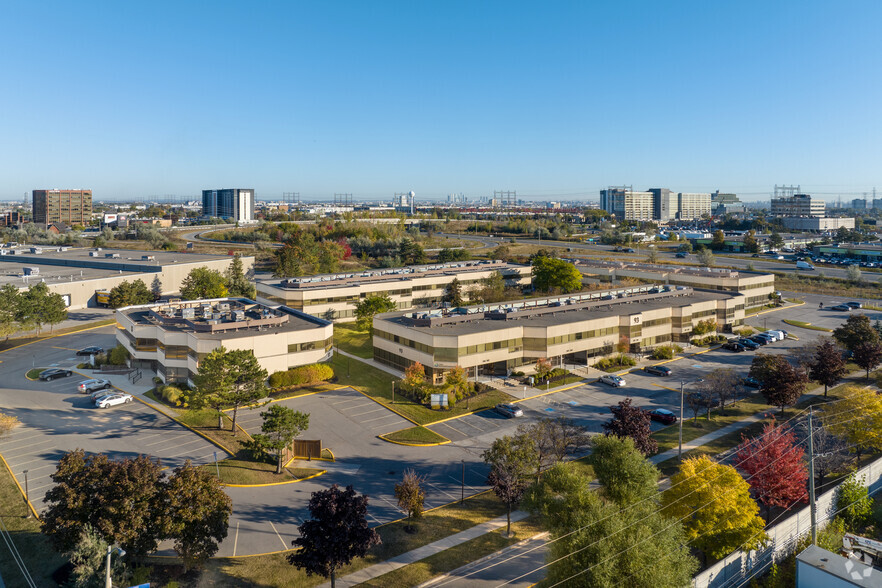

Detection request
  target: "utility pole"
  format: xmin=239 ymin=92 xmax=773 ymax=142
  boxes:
xmin=808 ymin=407 xmax=817 ymax=545
xmin=678 ymin=382 xmax=685 ymax=460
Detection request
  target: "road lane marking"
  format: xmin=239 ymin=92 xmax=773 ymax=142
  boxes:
xmin=233 ymin=522 xmax=239 ymax=556
xmin=268 ymin=521 xmax=289 ymax=549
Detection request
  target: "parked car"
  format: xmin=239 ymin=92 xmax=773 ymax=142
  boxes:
xmin=742 ymin=376 xmax=762 ymax=389
xmin=77 ymin=379 xmax=112 ymax=394
xmin=737 ymin=338 xmax=760 ymax=350
xmin=756 ymin=331 xmax=779 ymax=342
xmin=647 ymin=408 xmax=677 ymax=425
xmin=95 ymin=393 xmax=133 ymax=409
xmin=831 ymin=304 xmax=851 ymax=312
xmin=723 ymin=342 xmax=745 ymax=352
xmin=675 ymin=252 xmax=688 ymax=258
xmin=599 ymin=374 xmax=626 ymax=387
xmin=846 ymin=301 xmax=863 ymax=309
xmin=749 ymin=335 xmax=772 ymax=346
xmin=494 ymin=403 xmax=523 ymax=418
xmin=766 ymin=330 xmax=787 ymax=341
xmin=76 ymin=346 xmax=104 ymax=356
xmin=38 ymin=368 xmax=72 ymax=381
xmin=644 ymin=365 xmax=672 ymax=376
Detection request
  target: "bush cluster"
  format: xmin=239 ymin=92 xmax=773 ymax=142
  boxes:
xmin=694 ymin=335 xmax=728 ymax=347
xmin=160 ymin=385 xmax=187 ymax=407
xmin=269 ymin=363 xmax=334 ymax=389
xmin=650 ymin=345 xmax=684 ymax=360
xmin=593 ymin=355 xmax=637 ymax=372
xmin=400 ymin=381 xmax=490 ymax=408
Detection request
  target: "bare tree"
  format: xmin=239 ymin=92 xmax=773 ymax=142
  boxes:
xmin=517 ymin=417 xmax=591 ymax=476
xmin=799 ymin=418 xmax=850 ymax=493
xmin=790 ymin=338 xmax=824 ymax=372
xmin=700 ymin=368 xmax=741 ymax=414
xmin=686 ymin=390 xmax=713 ymax=423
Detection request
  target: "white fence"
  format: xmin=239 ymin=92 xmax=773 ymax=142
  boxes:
xmin=693 ymin=455 xmax=882 ymax=588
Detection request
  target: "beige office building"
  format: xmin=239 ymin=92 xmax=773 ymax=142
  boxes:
xmin=600 ymin=188 xmax=654 ymax=221
xmin=572 ymin=260 xmax=775 ymax=309
xmin=771 ymin=194 xmax=825 ymax=217
xmin=678 ymin=192 xmax=712 ymax=220
xmin=116 ymin=298 xmax=333 ymax=385
xmin=373 ymin=286 xmax=746 ymax=383
xmin=256 ymin=260 xmax=532 ymax=321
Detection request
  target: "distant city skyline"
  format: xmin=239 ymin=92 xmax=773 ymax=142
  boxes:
xmin=3 ymin=2 xmax=882 ymax=203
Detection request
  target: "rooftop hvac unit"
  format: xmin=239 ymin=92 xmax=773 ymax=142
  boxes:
xmin=181 ymin=308 xmax=196 ymax=319
xmin=23 ymin=267 xmax=39 ymax=276
xmin=212 ymin=312 xmax=223 ymax=320
xmin=233 ymin=310 xmax=246 ymax=321
xmin=218 ymin=303 xmax=230 ymax=311
xmin=206 ymin=319 xmax=220 ymax=325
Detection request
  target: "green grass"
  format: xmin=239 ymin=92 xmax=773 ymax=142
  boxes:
xmin=381 ymin=426 xmax=450 ymax=445
xmin=26 ymin=368 xmax=47 ymax=380
xmin=334 ymin=322 xmax=373 ymax=358
xmin=267 ymin=382 xmax=340 ymax=401
xmin=202 ymin=492 xmax=509 ymax=587
xmin=327 ymin=353 xmax=516 ymax=425
xmin=783 ymin=319 xmax=833 ymax=332
xmin=540 ymin=374 xmax=584 ymax=388
xmin=0 ymin=445 xmax=67 ymax=586
xmin=144 ymin=390 xmax=252 ymax=455
xmin=198 ymin=458 xmax=324 ymax=485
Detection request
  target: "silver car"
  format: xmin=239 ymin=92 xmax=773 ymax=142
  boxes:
xmin=78 ymin=379 xmax=112 ymax=394
xmin=600 ymin=374 xmax=626 ymax=387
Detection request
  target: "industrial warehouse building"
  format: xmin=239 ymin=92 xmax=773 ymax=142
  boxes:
xmin=572 ymin=260 xmax=776 ymax=309
xmin=256 ymin=260 xmax=531 ymax=321
xmin=116 ymin=298 xmax=333 ymax=385
xmin=373 ymin=285 xmax=747 ymax=383
xmin=0 ymin=247 xmax=254 ymax=309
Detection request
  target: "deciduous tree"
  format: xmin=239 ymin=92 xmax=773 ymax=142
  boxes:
xmin=809 ymin=339 xmax=847 ymax=396
xmin=354 ymin=293 xmax=396 ymax=332
xmin=661 ymin=455 xmax=767 ymax=559
xmin=483 ymin=434 xmax=538 ymax=536
xmin=711 ymin=230 xmax=725 ymax=250
xmin=591 ymin=435 xmax=658 ymax=505
xmin=224 ymin=349 xmax=269 ymax=432
xmin=288 ymin=485 xmax=381 ymax=588
xmin=602 ymin=398 xmax=657 ymax=455
xmin=755 ymin=355 xmax=807 ymax=414
xmin=164 ymin=460 xmax=232 ymax=570
xmin=833 ymin=314 xmax=880 ymax=352
xmin=836 ymin=473 xmax=873 ymax=531
xmin=0 ymin=410 xmax=19 ymax=437
xmin=109 ymin=279 xmax=153 ymax=308
xmin=444 ymin=365 xmax=469 ymax=402
xmin=534 ymin=357 xmax=552 ymax=382
xmin=696 ymin=248 xmax=715 ymax=267
xmin=736 ymin=420 xmax=808 ymax=517
xmin=822 ymin=385 xmax=882 ymax=462
xmin=700 ymin=368 xmax=741 ymax=416
xmin=250 ymin=405 xmax=310 ymax=473
xmin=853 ymin=340 xmax=882 ymax=380
xmin=516 ymin=417 xmax=590 ymax=477
xmin=403 ymin=362 xmax=425 ymax=391
xmin=0 ymin=283 xmax=21 ymax=340
xmin=394 ymin=469 xmax=426 ymax=530
xmin=180 ymin=267 xmax=228 ymax=300
xmin=531 ymin=255 xmax=582 ymax=293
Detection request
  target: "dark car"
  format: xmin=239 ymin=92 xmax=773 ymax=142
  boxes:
xmin=39 ymin=368 xmax=72 ymax=381
xmin=76 ymin=346 xmax=104 ymax=356
xmin=751 ymin=253 xmax=760 ymax=258
xmin=831 ymin=304 xmax=851 ymax=312
xmin=723 ymin=342 xmax=745 ymax=352
xmin=675 ymin=252 xmax=688 ymax=259
xmin=647 ymin=408 xmax=677 ymax=425
xmin=494 ymin=403 xmax=523 ymax=418
xmin=625 ymin=248 xmax=636 ymax=253
xmin=737 ymin=338 xmax=760 ymax=350
xmin=749 ymin=335 xmax=772 ymax=346
xmin=742 ymin=377 xmax=762 ymax=389
xmin=644 ymin=365 xmax=672 ymax=376
xmin=846 ymin=301 xmax=863 ymax=309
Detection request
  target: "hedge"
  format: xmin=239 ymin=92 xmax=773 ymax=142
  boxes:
xmin=269 ymin=363 xmax=335 ymax=389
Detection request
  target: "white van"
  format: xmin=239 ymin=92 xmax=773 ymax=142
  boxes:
xmin=796 ymin=261 xmax=815 ymax=270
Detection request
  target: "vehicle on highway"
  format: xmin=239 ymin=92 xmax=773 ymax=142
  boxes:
xmin=751 ymin=253 xmax=760 ymax=258
xmin=831 ymin=304 xmax=851 ymax=311
xmin=737 ymin=338 xmax=760 ymax=350
xmin=77 ymin=379 xmax=112 ymax=394
xmin=846 ymin=301 xmax=863 ymax=309
xmin=749 ymin=335 xmax=772 ymax=346
xmin=76 ymin=346 xmax=104 ymax=356
xmin=494 ymin=403 xmax=523 ymax=418
xmin=675 ymin=252 xmax=688 ymax=258
xmin=599 ymin=374 xmax=626 ymax=387
xmin=625 ymin=248 xmax=635 ymax=253
xmin=742 ymin=376 xmax=762 ymax=389
xmin=723 ymin=342 xmax=745 ymax=352
xmin=95 ymin=393 xmax=133 ymax=409
xmin=647 ymin=408 xmax=677 ymax=425
xmin=796 ymin=261 xmax=815 ymax=270
xmin=644 ymin=365 xmax=672 ymax=376
xmin=38 ymin=368 xmax=72 ymax=381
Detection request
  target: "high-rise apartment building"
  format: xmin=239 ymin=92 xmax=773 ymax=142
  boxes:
xmin=32 ymin=189 xmax=92 ymax=226
xmin=678 ymin=193 xmax=712 ymax=220
xmin=649 ymin=188 xmax=678 ymax=221
xmin=770 ymin=193 xmax=825 ymax=217
xmin=603 ymin=187 xmax=711 ymax=221
xmin=600 ymin=187 xmax=654 ymax=220
xmin=202 ymin=189 xmax=254 ymax=222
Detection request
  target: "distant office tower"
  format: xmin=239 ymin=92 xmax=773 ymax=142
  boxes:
xmin=852 ymin=199 xmax=868 ymax=210
xmin=202 ymin=189 xmax=254 ymax=222
xmin=770 ymin=193 xmax=825 ymax=217
xmin=649 ymin=188 xmax=678 ymax=222
xmin=600 ymin=187 xmax=654 ymax=220
xmin=711 ymin=191 xmax=745 ymax=215
xmin=678 ymin=193 xmax=712 ymax=220
xmin=32 ymin=189 xmax=92 ymax=226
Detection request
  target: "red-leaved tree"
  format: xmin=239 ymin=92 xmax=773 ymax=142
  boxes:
xmin=602 ymin=398 xmax=657 ymax=455
xmin=736 ymin=419 xmax=808 ymax=518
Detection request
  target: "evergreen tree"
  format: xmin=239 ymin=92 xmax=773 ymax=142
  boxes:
xmin=443 ymin=277 xmax=464 ymax=307
xmin=224 ymin=254 xmax=256 ymax=299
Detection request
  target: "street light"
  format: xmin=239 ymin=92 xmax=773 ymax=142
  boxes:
xmin=678 ymin=379 xmax=703 ymax=460
xmin=105 ymin=545 xmax=125 ymax=588
xmin=22 ymin=469 xmax=29 ymax=518
xmin=461 ymin=460 xmax=465 ymax=504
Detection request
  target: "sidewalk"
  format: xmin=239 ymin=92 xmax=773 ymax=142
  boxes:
xmin=335 ymin=347 xmax=400 ymax=377
xmin=317 ymin=511 xmax=530 ymax=588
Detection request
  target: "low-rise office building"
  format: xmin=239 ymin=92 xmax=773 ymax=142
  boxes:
xmin=116 ymin=298 xmax=333 ymax=385
xmin=781 ymin=217 xmax=855 ymax=232
xmin=256 ymin=260 xmax=531 ymax=321
xmin=373 ymin=286 xmax=746 ymax=383
xmin=813 ymin=244 xmax=882 ymax=261
xmin=572 ymin=260 xmax=775 ymax=309
xmin=771 ymin=193 xmax=825 ymax=217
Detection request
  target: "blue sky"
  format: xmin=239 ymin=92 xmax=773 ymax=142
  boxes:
xmin=2 ymin=1 xmax=881 ymax=202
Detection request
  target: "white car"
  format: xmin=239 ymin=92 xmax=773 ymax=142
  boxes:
xmin=600 ymin=374 xmax=626 ymax=387
xmin=94 ymin=393 xmax=133 ymax=408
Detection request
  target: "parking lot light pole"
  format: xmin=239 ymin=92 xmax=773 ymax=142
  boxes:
xmin=678 ymin=382 xmax=685 ymax=460
xmin=461 ymin=460 xmax=465 ymax=504
xmin=391 ymin=381 xmax=395 ymax=405
xmin=23 ymin=470 xmax=29 ymax=517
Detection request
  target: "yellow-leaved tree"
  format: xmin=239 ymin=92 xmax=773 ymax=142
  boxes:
xmin=822 ymin=385 xmax=882 ymax=462
xmin=661 ymin=455 xmax=767 ymax=560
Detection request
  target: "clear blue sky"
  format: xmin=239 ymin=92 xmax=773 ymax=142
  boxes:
xmin=3 ymin=1 xmax=881 ymax=202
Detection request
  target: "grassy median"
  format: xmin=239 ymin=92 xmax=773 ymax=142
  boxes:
xmin=783 ymin=319 xmax=833 ymax=332
xmin=381 ymin=426 xmax=450 ymax=445
xmin=198 ymin=458 xmax=324 ymax=485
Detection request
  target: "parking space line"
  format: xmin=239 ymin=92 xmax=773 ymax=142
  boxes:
xmin=268 ymin=522 xmax=289 ymax=550
xmin=232 ymin=522 xmax=239 ymax=557
xmin=361 ymin=414 xmax=400 ymax=424
xmin=426 ymin=481 xmax=457 ymax=500
xmin=448 ymin=475 xmax=479 ymax=493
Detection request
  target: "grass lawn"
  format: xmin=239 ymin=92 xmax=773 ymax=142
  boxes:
xmin=202 ymin=492 xmax=509 ymax=587
xmin=358 ymin=517 xmax=544 ymax=588
xmin=199 ymin=457 xmax=324 ymax=485
xmin=783 ymin=319 xmax=833 ymax=332
xmin=26 ymin=368 xmax=47 ymax=380
xmin=381 ymin=426 xmax=450 ymax=445
xmin=327 ymin=353 xmax=516 ymax=425
xmin=267 ymin=382 xmax=340 ymax=401
xmin=0 ymin=450 xmax=67 ymax=587
xmin=334 ymin=322 xmax=373 ymax=358
xmin=144 ymin=390 xmax=252 ymax=456
xmin=543 ymin=375 xmax=584 ymax=388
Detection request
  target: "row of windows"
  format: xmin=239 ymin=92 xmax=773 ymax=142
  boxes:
xmin=540 ymin=326 xmax=620 ymax=348
xmin=374 ymin=348 xmax=415 ymax=372
xmin=642 ymin=317 xmax=671 ymax=328
xmin=691 ymin=309 xmax=717 ymax=319
xmin=374 ymin=329 xmax=433 ymax=355
xmin=287 ymin=337 xmax=334 ymax=353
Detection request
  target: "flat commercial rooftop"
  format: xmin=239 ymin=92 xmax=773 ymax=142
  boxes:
xmin=380 ymin=289 xmax=736 ymax=336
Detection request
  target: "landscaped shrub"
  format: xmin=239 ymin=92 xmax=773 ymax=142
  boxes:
xmin=107 ymin=344 xmax=130 ymax=366
xmin=694 ymin=334 xmax=728 ymax=346
xmin=735 ymin=327 xmax=755 ymax=336
xmin=593 ymin=355 xmax=637 ymax=372
xmin=269 ymin=363 xmax=335 ymax=389
xmin=161 ymin=385 xmax=186 ymax=407
xmin=650 ymin=344 xmax=684 ymax=360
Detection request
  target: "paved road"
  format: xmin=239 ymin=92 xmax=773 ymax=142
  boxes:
xmin=421 ymin=533 xmax=549 ymax=588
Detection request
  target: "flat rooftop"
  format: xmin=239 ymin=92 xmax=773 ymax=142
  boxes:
xmin=0 ymin=247 xmax=235 ymax=270
xmin=379 ymin=287 xmax=737 ymax=337
xmin=120 ymin=298 xmax=329 ymax=340
xmin=571 ymin=259 xmax=771 ymax=279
